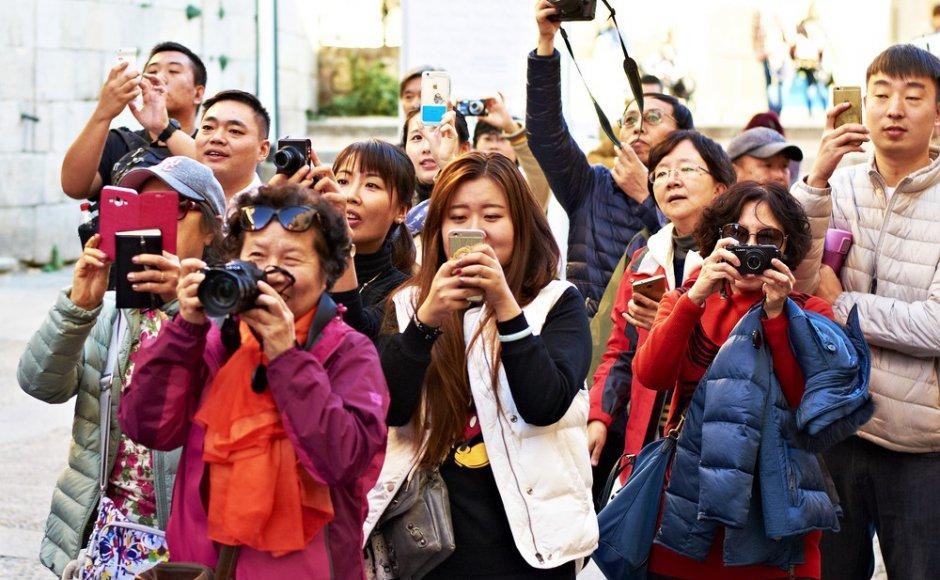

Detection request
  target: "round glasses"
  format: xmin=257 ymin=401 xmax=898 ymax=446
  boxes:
xmin=239 ymin=205 xmax=321 ymax=232
xmin=719 ymin=223 xmax=787 ymax=249
xmin=620 ymin=108 xmax=677 ymax=128
xmin=649 ymin=165 xmax=710 ymax=185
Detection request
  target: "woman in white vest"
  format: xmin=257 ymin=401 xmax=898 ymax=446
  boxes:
xmin=367 ymin=152 xmax=597 ymax=578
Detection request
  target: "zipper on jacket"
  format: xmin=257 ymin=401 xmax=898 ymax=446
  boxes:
xmin=154 ymin=452 xmax=169 ymax=528
xmin=868 ymin=174 xmax=903 ymax=295
xmin=494 ymin=411 xmax=544 ymax=564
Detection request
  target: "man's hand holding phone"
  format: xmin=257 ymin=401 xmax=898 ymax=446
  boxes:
xmin=807 ymin=100 xmax=870 ymax=189
xmin=96 ymin=60 xmax=142 ymax=121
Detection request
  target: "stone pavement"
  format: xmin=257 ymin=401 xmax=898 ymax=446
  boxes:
xmin=0 ymin=268 xmax=74 ymax=579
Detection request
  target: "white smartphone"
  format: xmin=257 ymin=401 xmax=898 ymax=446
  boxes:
xmin=116 ymin=47 xmax=142 ymax=108
xmin=421 ymin=71 xmax=451 ymax=126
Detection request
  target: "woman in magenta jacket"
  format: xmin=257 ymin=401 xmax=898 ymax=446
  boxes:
xmin=119 ymin=184 xmax=389 ymax=579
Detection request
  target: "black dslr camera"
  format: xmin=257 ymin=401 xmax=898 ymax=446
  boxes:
xmin=274 ymin=137 xmax=312 ymax=175
xmin=730 ymin=245 xmax=782 ymax=276
xmin=198 ymin=260 xmax=266 ymax=317
xmin=548 ymin=0 xmax=597 ymax=21
xmin=455 ymin=99 xmax=488 ymax=117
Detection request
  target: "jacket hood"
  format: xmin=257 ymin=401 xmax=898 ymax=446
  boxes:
xmin=867 ymin=145 xmax=940 ymax=194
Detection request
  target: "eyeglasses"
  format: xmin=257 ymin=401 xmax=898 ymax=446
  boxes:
xmin=620 ymin=108 xmax=677 ymax=128
xmin=719 ymin=223 xmax=787 ymax=249
xmin=649 ymin=164 xmax=710 ymax=184
xmin=177 ymin=199 xmax=204 ymax=221
xmin=239 ymin=205 xmax=321 ymax=232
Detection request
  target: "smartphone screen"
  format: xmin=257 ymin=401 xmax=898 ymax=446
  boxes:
xmin=832 ymin=86 xmax=862 ymax=128
xmin=421 ymin=71 xmax=451 ymax=126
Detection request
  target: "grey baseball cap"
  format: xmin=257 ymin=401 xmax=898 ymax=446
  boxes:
xmin=119 ymin=156 xmax=226 ymax=217
xmin=727 ymin=127 xmax=803 ymax=162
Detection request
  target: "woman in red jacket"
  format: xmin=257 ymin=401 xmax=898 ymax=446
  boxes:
xmin=588 ymin=130 xmax=735 ymax=477
xmin=634 ymin=181 xmax=832 ymax=580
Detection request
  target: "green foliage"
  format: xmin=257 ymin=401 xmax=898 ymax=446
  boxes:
xmin=321 ymin=55 xmax=397 ymax=117
xmin=41 ymin=245 xmax=62 ymax=272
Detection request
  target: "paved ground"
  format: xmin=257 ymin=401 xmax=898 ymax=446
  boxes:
xmin=0 ymin=268 xmax=74 ymax=579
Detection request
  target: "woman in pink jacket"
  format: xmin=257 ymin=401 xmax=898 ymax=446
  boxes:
xmin=119 ymin=184 xmax=389 ymax=579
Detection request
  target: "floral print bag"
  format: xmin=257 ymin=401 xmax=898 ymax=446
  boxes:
xmin=60 ymin=314 xmax=169 ymax=580
xmin=77 ymin=495 xmax=169 ymax=579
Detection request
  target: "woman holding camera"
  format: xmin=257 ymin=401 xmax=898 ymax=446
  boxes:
xmin=633 ymin=182 xmax=871 ymax=580
xmin=118 ymin=185 xmax=389 ymax=578
xmin=17 ymin=157 xmax=225 ymax=577
xmin=328 ymin=139 xmax=416 ymax=339
xmin=588 ymin=130 xmax=735 ymax=479
xmin=365 ymin=152 xmax=597 ymax=578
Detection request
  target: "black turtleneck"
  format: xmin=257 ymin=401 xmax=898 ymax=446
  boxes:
xmin=329 ymin=242 xmax=409 ymax=340
xmin=415 ymin=181 xmax=434 ymax=204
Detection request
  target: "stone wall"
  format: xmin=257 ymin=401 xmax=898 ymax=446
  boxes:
xmin=0 ymin=0 xmax=317 ymax=265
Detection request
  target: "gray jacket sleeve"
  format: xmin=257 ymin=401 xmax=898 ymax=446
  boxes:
xmin=17 ymin=288 xmax=109 ymax=404
xmin=791 ymin=177 xmax=831 ymax=293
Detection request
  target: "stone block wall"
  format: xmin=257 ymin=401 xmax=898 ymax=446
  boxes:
xmin=0 ymin=0 xmax=317 ymax=265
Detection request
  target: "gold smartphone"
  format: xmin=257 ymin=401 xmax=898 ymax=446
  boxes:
xmin=448 ymin=229 xmax=486 ymax=303
xmin=632 ymin=275 xmax=667 ymax=302
xmin=832 ymin=86 xmax=862 ymax=128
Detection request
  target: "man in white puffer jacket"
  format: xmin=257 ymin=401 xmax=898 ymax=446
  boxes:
xmin=792 ymin=44 xmax=940 ymax=580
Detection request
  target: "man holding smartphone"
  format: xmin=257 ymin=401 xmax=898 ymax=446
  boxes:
xmin=61 ymin=42 xmax=207 ymax=201
xmin=793 ymin=44 xmax=940 ymax=579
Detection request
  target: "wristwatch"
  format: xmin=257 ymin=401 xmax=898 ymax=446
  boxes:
xmin=155 ymin=118 xmax=181 ymax=145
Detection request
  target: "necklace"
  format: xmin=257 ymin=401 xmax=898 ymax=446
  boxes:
xmin=359 ymin=268 xmax=392 ymax=294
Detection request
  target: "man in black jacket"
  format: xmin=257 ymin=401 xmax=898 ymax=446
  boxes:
xmin=528 ymin=1 xmax=693 ymax=315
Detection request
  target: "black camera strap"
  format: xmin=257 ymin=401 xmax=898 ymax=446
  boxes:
xmin=558 ymin=0 xmax=644 ymax=148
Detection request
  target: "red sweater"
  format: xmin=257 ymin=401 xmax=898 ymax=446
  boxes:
xmin=634 ymin=287 xmax=833 ymax=580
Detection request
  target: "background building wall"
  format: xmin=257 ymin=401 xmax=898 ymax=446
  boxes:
xmin=0 ymin=0 xmax=317 ymax=264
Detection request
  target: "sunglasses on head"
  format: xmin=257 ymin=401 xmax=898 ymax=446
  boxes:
xmin=239 ymin=205 xmax=321 ymax=233
xmin=720 ymin=223 xmax=787 ymax=249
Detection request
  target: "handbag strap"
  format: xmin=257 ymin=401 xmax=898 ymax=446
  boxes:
xmin=98 ymin=311 xmax=126 ymax=492
xmin=214 ymin=544 xmax=240 ymax=580
xmin=557 ymin=0 xmax=644 ymax=149
xmin=599 ymin=411 xmax=687 ymax=509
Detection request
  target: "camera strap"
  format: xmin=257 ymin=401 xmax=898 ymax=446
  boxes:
xmin=558 ymin=0 xmax=644 ymax=148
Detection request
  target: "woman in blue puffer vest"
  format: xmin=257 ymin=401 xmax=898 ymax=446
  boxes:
xmin=634 ymin=182 xmax=873 ymax=580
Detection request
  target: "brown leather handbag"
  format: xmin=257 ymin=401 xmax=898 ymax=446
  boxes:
xmin=135 ymin=545 xmax=238 ymax=580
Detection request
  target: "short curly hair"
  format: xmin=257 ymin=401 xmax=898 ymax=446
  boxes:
xmin=694 ymin=181 xmax=811 ymax=270
xmin=221 ymin=184 xmax=351 ymax=289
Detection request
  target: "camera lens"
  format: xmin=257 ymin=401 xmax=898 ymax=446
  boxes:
xmin=745 ymin=251 xmax=764 ymax=273
xmin=468 ymin=100 xmax=485 ymax=115
xmin=274 ymin=146 xmax=304 ymax=175
xmin=198 ymin=261 xmax=265 ymax=317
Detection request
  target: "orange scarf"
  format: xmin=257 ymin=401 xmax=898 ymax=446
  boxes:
xmin=194 ymin=309 xmax=333 ymax=555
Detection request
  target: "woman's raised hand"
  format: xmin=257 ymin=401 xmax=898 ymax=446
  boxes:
xmin=686 ymin=238 xmax=743 ymax=306
xmin=759 ymin=258 xmax=796 ymax=319
xmin=451 ymin=244 xmax=521 ymax=322
xmin=71 ymin=234 xmax=111 ymax=311
xmin=177 ymin=258 xmax=209 ymax=325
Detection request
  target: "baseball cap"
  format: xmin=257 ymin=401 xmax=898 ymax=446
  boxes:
xmin=119 ymin=156 xmax=226 ymax=217
xmin=727 ymin=127 xmax=803 ymax=162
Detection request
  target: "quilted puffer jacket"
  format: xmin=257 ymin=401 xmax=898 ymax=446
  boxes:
xmin=792 ymin=149 xmax=940 ymax=452
xmin=657 ymin=300 xmax=873 ymax=569
xmin=527 ymin=49 xmax=659 ymax=315
xmin=16 ymin=290 xmax=180 ymax=576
